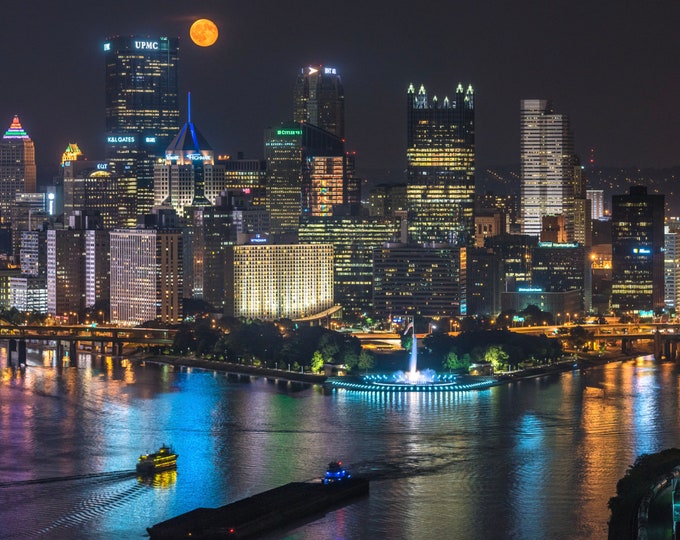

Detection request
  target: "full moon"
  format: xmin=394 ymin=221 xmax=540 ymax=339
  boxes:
xmin=190 ymin=19 xmax=219 ymax=47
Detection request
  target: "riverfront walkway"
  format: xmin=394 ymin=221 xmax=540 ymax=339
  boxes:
xmin=138 ymin=355 xmax=327 ymax=385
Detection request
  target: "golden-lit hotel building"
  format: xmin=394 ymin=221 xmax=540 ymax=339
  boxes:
xmin=406 ymin=83 xmax=475 ymax=246
xmin=225 ymin=243 xmax=333 ymax=320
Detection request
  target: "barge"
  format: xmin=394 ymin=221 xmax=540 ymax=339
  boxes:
xmin=147 ymin=464 xmax=368 ymax=539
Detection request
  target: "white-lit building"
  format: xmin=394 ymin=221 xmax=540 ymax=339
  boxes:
xmin=665 ymin=226 xmax=680 ymax=309
xmin=587 ymin=189 xmax=605 ymax=220
xmin=109 ymin=224 xmax=182 ymax=326
xmin=9 ymin=276 xmax=47 ymax=313
xmin=225 ymin=243 xmax=333 ymax=320
xmin=520 ymin=100 xmax=575 ymax=240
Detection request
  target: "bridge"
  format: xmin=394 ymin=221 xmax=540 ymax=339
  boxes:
xmin=0 ymin=325 xmax=176 ymax=365
xmin=354 ymin=323 xmax=680 ymax=360
xmin=512 ymin=323 xmax=680 ymax=359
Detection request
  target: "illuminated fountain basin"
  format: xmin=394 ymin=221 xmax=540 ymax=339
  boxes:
xmin=326 ymin=327 xmax=497 ymax=393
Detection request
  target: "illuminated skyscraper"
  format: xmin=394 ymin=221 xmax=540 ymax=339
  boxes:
xmin=294 ymin=65 xmax=345 ymax=138
xmin=611 ymin=186 xmax=664 ymax=313
xmin=153 ymin=101 xmax=215 ymax=217
xmin=406 ymin=83 xmax=475 ymax=246
xmin=0 ymin=116 xmax=36 ymax=224
xmin=104 ymin=36 xmax=180 ymax=224
xmin=264 ymin=122 xmax=345 ymax=236
xmin=110 ymin=210 xmax=183 ymax=326
xmin=299 ymin=216 xmax=399 ymax=314
xmin=520 ymin=100 xmax=575 ymax=240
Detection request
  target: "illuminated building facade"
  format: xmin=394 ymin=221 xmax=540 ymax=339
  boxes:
xmin=84 ymin=229 xmax=110 ymax=310
xmin=265 ymin=123 xmax=345 ymax=235
xmin=63 ymin=160 xmax=119 ymax=228
xmin=294 ymin=65 xmax=345 ymax=138
xmin=153 ymin=109 xmax=215 ymax=217
xmin=474 ymin=211 xmax=504 ymax=248
xmin=104 ymin=36 xmax=180 ymax=223
xmin=587 ymin=189 xmax=605 ymax=220
xmin=225 ymin=243 xmax=333 ymax=320
xmin=20 ymin=230 xmax=47 ymax=278
xmin=664 ymin=227 xmax=680 ymax=309
xmin=611 ymin=186 xmax=664 ymax=313
xmin=572 ymin=163 xmax=592 ymax=246
xmin=189 ymin=192 xmax=268 ymax=307
xmin=372 ymin=244 xmax=460 ymax=317
xmin=47 ymin=228 xmax=86 ymax=320
xmin=214 ymin=156 xmax=266 ymax=206
xmin=590 ymin=243 xmax=612 ymax=313
xmin=406 ymin=83 xmax=475 ymax=245
xmin=520 ymin=100 xmax=575 ymax=240
xmin=369 ymin=184 xmax=407 ymax=218
xmin=299 ymin=216 xmax=399 ymax=314
xmin=10 ymin=193 xmax=47 ymax=258
xmin=531 ymin=241 xmax=589 ymax=311
xmin=0 ymin=116 xmax=36 ymax=227
xmin=9 ymin=276 xmax=47 ymax=313
xmin=484 ymin=234 xmax=537 ymax=293
xmin=264 ymin=124 xmax=304 ymax=236
xmin=109 ymin=216 xmax=183 ymax=326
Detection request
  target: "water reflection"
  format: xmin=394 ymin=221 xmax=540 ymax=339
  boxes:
xmin=1 ymin=351 xmax=679 ymax=539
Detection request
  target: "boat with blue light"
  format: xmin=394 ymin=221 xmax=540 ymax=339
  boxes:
xmin=323 ymin=461 xmax=351 ymax=484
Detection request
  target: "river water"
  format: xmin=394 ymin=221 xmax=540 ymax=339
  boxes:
xmin=0 ymin=348 xmax=678 ymax=539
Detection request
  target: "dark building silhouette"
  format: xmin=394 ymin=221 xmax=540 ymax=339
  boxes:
xmin=611 ymin=186 xmax=664 ymax=313
xmin=294 ymin=65 xmax=345 ymax=138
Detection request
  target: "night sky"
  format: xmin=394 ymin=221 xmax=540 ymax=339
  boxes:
xmin=2 ymin=1 xmax=680 ymax=185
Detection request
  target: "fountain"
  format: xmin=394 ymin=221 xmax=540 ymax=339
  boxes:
xmin=326 ymin=321 xmax=496 ymax=393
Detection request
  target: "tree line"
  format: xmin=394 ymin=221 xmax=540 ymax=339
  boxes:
xmin=169 ymin=316 xmax=375 ymax=373
xmin=421 ymin=329 xmax=564 ymax=372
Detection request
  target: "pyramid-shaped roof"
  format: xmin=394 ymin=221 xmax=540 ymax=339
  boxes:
xmin=166 ymin=120 xmax=213 ymax=156
xmin=3 ymin=115 xmax=30 ymax=140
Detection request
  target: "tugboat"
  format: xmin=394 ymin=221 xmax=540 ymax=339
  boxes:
xmin=323 ymin=460 xmax=351 ymax=484
xmin=136 ymin=444 xmax=178 ymax=475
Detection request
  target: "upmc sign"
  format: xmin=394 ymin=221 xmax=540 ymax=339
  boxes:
xmin=135 ymin=41 xmax=159 ymax=50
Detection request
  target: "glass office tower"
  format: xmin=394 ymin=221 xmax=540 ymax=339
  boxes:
xmin=406 ymin=83 xmax=475 ymax=246
xmin=104 ymin=36 xmax=180 ymax=224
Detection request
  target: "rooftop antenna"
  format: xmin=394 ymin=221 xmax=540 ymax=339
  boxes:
xmin=187 ymin=92 xmax=192 ymax=123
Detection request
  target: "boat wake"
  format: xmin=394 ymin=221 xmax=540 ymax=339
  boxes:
xmin=22 ymin=479 xmax=147 ymax=538
xmin=0 ymin=470 xmax=136 ymax=488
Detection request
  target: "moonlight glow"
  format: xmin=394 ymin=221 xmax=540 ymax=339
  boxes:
xmin=190 ymin=19 xmax=219 ymax=47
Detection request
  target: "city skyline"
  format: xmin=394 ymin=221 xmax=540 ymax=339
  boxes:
xmin=2 ymin=1 xmax=680 ymax=186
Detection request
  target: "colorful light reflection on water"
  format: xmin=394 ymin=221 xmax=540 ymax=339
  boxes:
xmin=0 ymin=350 xmax=679 ymax=539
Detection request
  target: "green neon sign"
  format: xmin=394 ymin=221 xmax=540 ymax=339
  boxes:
xmin=276 ymin=129 xmax=302 ymax=136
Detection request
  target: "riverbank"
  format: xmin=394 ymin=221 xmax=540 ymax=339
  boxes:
xmin=135 ymin=348 xmax=650 ymax=388
xmin=137 ymin=354 xmax=327 ymax=385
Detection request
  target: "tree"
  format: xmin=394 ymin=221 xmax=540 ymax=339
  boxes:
xmin=568 ymin=325 xmax=592 ymax=350
xmin=485 ymin=345 xmax=509 ymax=371
xmin=443 ymin=350 xmax=470 ymax=372
xmin=310 ymin=350 xmax=324 ymax=373
xmin=357 ymin=350 xmax=375 ymax=373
